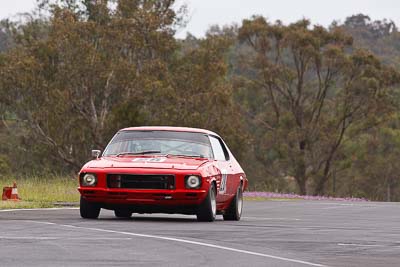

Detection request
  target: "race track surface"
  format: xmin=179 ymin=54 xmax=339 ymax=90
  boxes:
xmin=0 ymin=200 xmax=399 ymax=267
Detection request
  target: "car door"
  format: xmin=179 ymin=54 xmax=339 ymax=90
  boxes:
xmin=209 ymin=135 xmax=235 ymax=203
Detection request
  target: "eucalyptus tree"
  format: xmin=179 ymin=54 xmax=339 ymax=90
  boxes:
xmin=236 ymin=17 xmax=400 ymax=195
xmin=0 ymin=0 xmax=184 ymax=170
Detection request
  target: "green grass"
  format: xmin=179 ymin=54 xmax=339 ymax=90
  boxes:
xmin=0 ymin=175 xmax=79 ymax=209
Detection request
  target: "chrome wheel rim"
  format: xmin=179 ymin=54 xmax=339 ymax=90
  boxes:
xmin=210 ymin=189 xmax=216 ymax=217
xmin=237 ymin=189 xmax=243 ymax=216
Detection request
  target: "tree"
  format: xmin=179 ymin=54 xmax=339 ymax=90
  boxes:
xmin=0 ymin=0 xmax=183 ymax=170
xmin=0 ymin=19 xmax=14 ymax=52
xmin=235 ymin=17 xmax=400 ymax=195
xmin=337 ymin=14 xmax=400 ymax=67
xmin=114 ymin=25 xmax=248 ymax=160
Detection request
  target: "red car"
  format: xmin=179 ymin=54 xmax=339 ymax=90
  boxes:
xmin=78 ymin=126 xmax=248 ymax=221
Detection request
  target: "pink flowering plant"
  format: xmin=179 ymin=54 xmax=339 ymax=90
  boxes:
xmin=243 ymin=191 xmax=368 ymax=201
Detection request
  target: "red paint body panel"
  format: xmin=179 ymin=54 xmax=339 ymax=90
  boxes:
xmin=78 ymin=126 xmax=248 ymax=215
xmin=85 ymin=156 xmax=209 ymax=170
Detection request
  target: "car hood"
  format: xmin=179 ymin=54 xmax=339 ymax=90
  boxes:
xmin=85 ymin=156 xmax=210 ymax=170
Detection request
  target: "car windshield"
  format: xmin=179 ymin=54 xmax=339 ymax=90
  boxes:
xmin=103 ymin=130 xmax=213 ymax=159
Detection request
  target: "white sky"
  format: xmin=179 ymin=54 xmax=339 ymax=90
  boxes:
xmin=1 ymin=0 xmax=399 ymax=38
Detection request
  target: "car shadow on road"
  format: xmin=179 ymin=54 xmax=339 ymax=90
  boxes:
xmin=98 ymin=216 xmax=200 ymax=223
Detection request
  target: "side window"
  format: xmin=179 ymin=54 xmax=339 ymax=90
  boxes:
xmin=209 ymin=136 xmax=229 ymax=161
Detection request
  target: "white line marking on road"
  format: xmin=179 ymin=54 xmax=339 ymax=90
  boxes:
xmin=0 ymin=208 xmax=78 ymax=212
xmin=27 ymin=220 xmax=327 ymax=267
xmin=0 ymin=236 xmax=132 ymax=240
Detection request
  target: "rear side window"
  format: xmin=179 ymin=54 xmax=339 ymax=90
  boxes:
xmin=209 ymin=136 xmax=229 ymax=161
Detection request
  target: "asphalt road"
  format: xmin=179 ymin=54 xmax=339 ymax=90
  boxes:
xmin=0 ymin=200 xmax=399 ymax=267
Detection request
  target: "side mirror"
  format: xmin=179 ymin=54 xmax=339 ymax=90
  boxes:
xmin=91 ymin=150 xmax=101 ymax=159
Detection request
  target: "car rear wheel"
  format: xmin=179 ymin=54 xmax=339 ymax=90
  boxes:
xmin=197 ymin=183 xmax=217 ymax=222
xmin=80 ymin=196 xmax=101 ymax=219
xmin=223 ymin=186 xmax=243 ymax=221
xmin=114 ymin=210 xmax=132 ymax=218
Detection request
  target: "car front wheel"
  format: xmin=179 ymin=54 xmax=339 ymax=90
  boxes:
xmin=197 ymin=183 xmax=217 ymax=222
xmin=80 ymin=196 xmax=101 ymax=219
xmin=223 ymin=186 xmax=243 ymax=221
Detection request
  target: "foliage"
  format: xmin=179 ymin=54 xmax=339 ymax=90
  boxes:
xmin=1 ymin=3 xmax=400 ymax=201
xmin=0 ymin=155 xmax=11 ymax=176
xmin=336 ymin=14 xmax=400 ymax=68
xmin=0 ymin=0 xmax=246 ymax=172
xmin=234 ymin=16 xmax=400 ymax=195
xmin=1 ymin=0 xmax=184 ymax=170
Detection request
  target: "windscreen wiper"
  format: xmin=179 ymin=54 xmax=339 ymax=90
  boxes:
xmin=166 ymin=154 xmax=206 ymax=159
xmin=116 ymin=150 xmax=161 ymax=157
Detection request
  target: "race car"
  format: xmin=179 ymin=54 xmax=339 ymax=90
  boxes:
xmin=78 ymin=126 xmax=248 ymax=221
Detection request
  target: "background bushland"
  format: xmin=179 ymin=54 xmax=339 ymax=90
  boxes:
xmin=0 ymin=1 xmax=400 ymax=200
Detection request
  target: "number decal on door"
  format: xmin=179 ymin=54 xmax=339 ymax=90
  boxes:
xmin=219 ymin=169 xmax=228 ymax=194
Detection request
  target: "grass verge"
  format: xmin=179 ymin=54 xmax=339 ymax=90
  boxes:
xmin=0 ymin=175 xmax=79 ymax=209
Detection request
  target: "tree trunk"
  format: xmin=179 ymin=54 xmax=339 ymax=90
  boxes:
xmin=294 ymin=146 xmax=307 ymax=195
xmin=297 ymin=177 xmax=307 ymax=195
xmin=314 ymin=152 xmax=334 ymax=196
xmin=387 ymin=180 xmax=391 ymax=202
xmin=314 ymin=175 xmax=327 ymax=196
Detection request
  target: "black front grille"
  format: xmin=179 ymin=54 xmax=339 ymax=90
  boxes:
xmin=107 ymin=174 xmax=175 ymax=189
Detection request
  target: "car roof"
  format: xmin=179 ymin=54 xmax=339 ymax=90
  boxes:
xmin=119 ymin=126 xmax=220 ymax=137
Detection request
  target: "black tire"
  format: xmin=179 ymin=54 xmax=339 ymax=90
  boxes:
xmin=197 ymin=183 xmax=217 ymax=222
xmin=223 ymin=186 xmax=243 ymax=221
xmin=80 ymin=196 xmax=101 ymax=219
xmin=114 ymin=209 xmax=132 ymax=218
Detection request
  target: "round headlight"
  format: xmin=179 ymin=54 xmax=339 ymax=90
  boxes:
xmin=82 ymin=173 xmax=97 ymax=186
xmin=186 ymin=175 xmax=201 ymax=189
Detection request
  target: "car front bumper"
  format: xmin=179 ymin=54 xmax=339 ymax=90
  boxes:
xmin=78 ymin=187 xmax=208 ymax=206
